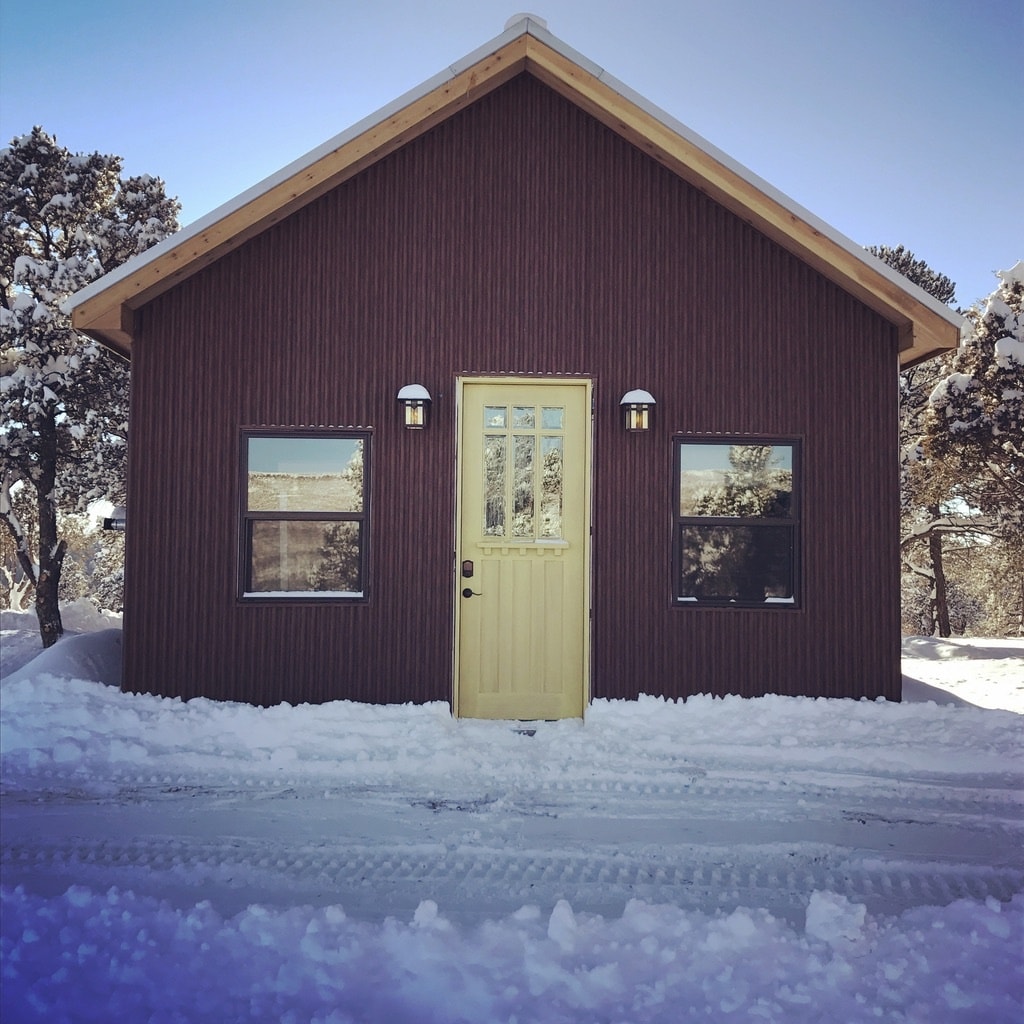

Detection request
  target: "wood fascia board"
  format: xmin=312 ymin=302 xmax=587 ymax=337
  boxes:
xmin=898 ymin=322 xmax=964 ymax=369
xmin=71 ymin=37 xmax=532 ymax=352
xmin=521 ymin=36 xmax=961 ymax=366
xmin=76 ymin=301 xmax=133 ymax=358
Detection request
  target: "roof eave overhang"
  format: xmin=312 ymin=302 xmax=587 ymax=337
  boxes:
xmin=70 ymin=21 xmax=962 ymax=366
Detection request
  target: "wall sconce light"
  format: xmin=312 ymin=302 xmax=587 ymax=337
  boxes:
xmin=620 ymin=389 xmax=655 ymax=431
xmin=397 ymin=383 xmax=431 ymax=429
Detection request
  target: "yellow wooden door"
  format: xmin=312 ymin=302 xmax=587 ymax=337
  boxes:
xmin=455 ymin=379 xmax=591 ymax=719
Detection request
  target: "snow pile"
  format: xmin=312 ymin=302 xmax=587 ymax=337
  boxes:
xmin=1 ymin=600 xmax=121 ymax=682
xmin=2 ymin=674 xmax=1020 ymax=787
xmin=2 ymin=619 xmax=1023 ymax=1022
xmin=4 ymin=886 xmax=1020 ymax=1024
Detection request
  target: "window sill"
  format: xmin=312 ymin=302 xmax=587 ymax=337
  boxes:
xmin=676 ymin=597 xmax=799 ymax=608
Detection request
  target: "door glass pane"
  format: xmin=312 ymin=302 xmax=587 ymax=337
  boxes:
xmin=512 ymin=406 xmax=535 ymax=429
xmin=478 ymin=398 xmax=572 ymax=541
xmin=484 ymin=436 xmax=506 ymax=535
xmin=248 ymin=437 xmax=363 ymax=512
xmin=540 ymin=436 xmax=563 ymax=538
xmin=512 ymin=436 xmax=535 ymax=536
xmin=541 ymin=407 xmax=564 ymax=430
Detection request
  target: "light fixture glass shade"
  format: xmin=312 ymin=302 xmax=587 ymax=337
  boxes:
xmin=620 ymin=389 xmax=655 ymax=431
xmin=397 ymin=383 xmax=431 ymax=428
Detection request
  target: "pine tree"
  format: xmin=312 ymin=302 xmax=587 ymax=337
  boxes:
xmin=869 ymin=244 xmax=962 ymax=636
xmin=867 ymin=244 xmax=956 ymax=306
xmin=1 ymin=127 xmax=179 ymax=646
xmin=308 ymin=524 xmax=362 ymax=592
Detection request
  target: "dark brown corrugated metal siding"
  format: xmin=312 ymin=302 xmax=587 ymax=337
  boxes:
xmin=125 ymin=73 xmax=900 ymax=705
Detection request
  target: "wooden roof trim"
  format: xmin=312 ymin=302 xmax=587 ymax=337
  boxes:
xmin=70 ymin=18 xmax=961 ymax=366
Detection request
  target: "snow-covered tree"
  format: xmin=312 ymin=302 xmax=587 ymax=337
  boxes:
xmin=923 ymin=262 xmax=1024 ymax=635
xmin=1 ymin=127 xmax=179 ymax=646
xmin=0 ymin=477 xmax=35 ymax=610
xmin=925 ymin=261 xmax=1023 ymax=544
xmin=887 ymin=257 xmax=1023 ymax=637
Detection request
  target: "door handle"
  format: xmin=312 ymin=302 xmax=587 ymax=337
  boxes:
xmin=462 ymin=587 xmax=482 ymax=598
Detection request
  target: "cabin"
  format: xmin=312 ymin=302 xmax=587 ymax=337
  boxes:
xmin=70 ymin=16 xmax=961 ymax=716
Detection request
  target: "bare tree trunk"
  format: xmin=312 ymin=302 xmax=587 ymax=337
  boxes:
xmin=33 ymin=420 xmax=65 ymax=649
xmin=35 ymin=530 xmax=66 ymax=648
xmin=928 ymin=505 xmax=951 ymax=638
xmin=920 ymin=599 xmax=935 ymax=637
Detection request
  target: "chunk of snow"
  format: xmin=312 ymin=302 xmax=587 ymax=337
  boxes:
xmin=995 ymin=337 xmax=1024 ymax=368
xmin=995 ymin=260 xmax=1024 ymax=288
xmin=805 ymin=891 xmax=867 ymax=947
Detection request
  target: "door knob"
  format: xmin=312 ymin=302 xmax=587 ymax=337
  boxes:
xmin=462 ymin=588 xmax=482 ymax=598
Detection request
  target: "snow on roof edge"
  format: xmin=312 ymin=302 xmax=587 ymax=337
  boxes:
xmin=67 ymin=15 xmax=963 ymax=335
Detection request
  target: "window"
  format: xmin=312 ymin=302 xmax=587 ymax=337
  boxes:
xmin=240 ymin=431 xmax=369 ymax=599
xmin=674 ymin=438 xmax=799 ymax=606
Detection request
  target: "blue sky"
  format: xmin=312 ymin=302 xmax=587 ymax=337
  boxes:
xmin=2 ymin=0 xmax=1020 ymax=308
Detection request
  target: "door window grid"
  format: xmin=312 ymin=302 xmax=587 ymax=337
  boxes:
xmin=483 ymin=405 xmax=565 ymax=540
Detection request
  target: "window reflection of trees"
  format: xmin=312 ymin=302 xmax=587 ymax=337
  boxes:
xmin=681 ymin=525 xmax=793 ymax=602
xmin=484 ymin=436 xmax=506 ymax=535
xmin=247 ymin=439 xmax=365 ymax=594
xmin=308 ymin=522 xmax=362 ymax=592
xmin=513 ymin=436 xmax=535 ymax=536
xmin=540 ymin=439 xmax=563 ymax=538
xmin=688 ymin=445 xmax=791 ymax=518
xmin=482 ymin=405 xmax=565 ymax=541
xmin=679 ymin=444 xmax=795 ymax=603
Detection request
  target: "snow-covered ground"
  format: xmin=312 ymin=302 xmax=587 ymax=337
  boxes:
xmin=2 ymin=606 xmax=1022 ymax=1023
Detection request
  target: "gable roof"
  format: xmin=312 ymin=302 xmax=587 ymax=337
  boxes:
xmin=69 ymin=15 xmax=962 ymax=366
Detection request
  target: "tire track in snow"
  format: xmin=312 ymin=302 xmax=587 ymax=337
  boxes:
xmin=6 ymin=762 xmax=1021 ymax=820
xmin=3 ymin=832 xmax=1021 ymax=925
xmin=3 ymin=763 xmax=1021 ymax=925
